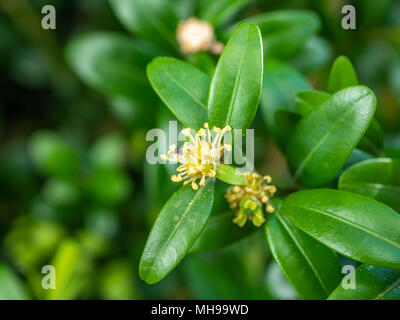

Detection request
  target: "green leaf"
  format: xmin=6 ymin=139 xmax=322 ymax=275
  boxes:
xmin=357 ymin=119 xmax=384 ymax=156
xmin=147 ymin=57 xmax=209 ymax=129
xmin=66 ymin=32 xmax=157 ymax=105
xmin=246 ymin=10 xmax=320 ymax=59
xmin=328 ymin=264 xmax=400 ymax=300
xmin=207 ymin=23 xmax=263 ymax=130
xmin=139 ymin=179 xmax=215 ymax=284
xmin=281 ymin=189 xmax=400 ymax=269
xmin=198 ymin=0 xmax=252 ymax=28
xmin=327 ymin=56 xmax=358 ymax=93
xmin=190 ymin=211 xmax=257 ymax=253
xmin=266 ymin=201 xmax=342 ymax=300
xmin=0 ymin=264 xmax=29 ymax=300
xmin=216 ymin=164 xmax=247 ymax=185
xmin=294 ymin=90 xmax=331 ymax=116
xmin=287 ymin=86 xmax=376 ymax=187
xmin=108 ymin=0 xmax=178 ymax=52
xmin=47 ymin=240 xmax=91 ymax=300
xmin=261 ymin=60 xmax=310 ymax=147
xmin=295 ymin=90 xmax=382 ymax=156
xmin=265 ymin=261 xmax=299 ymax=299
xmin=339 ymin=158 xmax=400 ymax=212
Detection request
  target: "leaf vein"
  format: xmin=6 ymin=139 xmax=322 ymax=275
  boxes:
xmin=276 ymin=212 xmax=330 ymax=295
xmin=291 ymin=205 xmax=400 ymax=250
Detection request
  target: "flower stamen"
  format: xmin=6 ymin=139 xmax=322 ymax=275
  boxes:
xmin=161 ymin=123 xmax=232 ymax=190
xmin=225 ymin=172 xmax=277 ymax=227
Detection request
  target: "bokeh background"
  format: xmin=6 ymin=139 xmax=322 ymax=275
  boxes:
xmin=0 ymin=0 xmax=399 ymax=299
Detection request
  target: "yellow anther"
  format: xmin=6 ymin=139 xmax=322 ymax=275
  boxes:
xmin=261 ymin=196 xmax=269 ymax=203
xmin=266 ymin=203 xmax=275 ymax=213
xmin=191 ymin=181 xmax=199 ymax=190
xmin=171 ymin=175 xmax=182 ymax=182
xmin=161 ymin=123 xmax=232 ymax=190
xmin=233 ymin=186 xmax=241 ymax=193
xmin=263 ymin=175 xmax=272 ymax=183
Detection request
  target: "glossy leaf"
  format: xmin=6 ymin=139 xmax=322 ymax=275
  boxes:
xmin=139 ymin=179 xmax=215 ymax=284
xmin=325 ymin=56 xmax=383 ymax=155
xmin=207 ymin=23 xmax=263 ymax=130
xmin=216 ymin=164 xmax=247 ymax=185
xmin=246 ymin=10 xmax=320 ymax=59
xmin=295 ymin=90 xmax=330 ymax=116
xmin=198 ymin=0 xmax=253 ymax=28
xmin=266 ymin=202 xmax=342 ymax=300
xmin=66 ymin=32 xmax=156 ymax=105
xmin=295 ymin=90 xmax=382 ymax=156
xmin=287 ymin=86 xmax=376 ymax=187
xmin=261 ymin=60 xmax=310 ymax=147
xmin=327 ymin=56 xmax=358 ymax=93
xmin=108 ymin=0 xmax=178 ymax=52
xmin=190 ymin=211 xmax=257 ymax=253
xmin=328 ymin=264 xmax=400 ymax=300
xmin=281 ymin=189 xmax=400 ymax=269
xmin=147 ymin=57 xmax=209 ymax=129
xmin=339 ymin=158 xmax=400 ymax=212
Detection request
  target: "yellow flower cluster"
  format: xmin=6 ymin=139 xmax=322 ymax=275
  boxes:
xmin=225 ymin=173 xmax=277 ymax=227
xmin=161 ymin=123 xmax=232 ymax=190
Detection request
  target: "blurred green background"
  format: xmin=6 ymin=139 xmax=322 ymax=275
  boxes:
xmin=0 ymin=0 xmax=399 ymax=299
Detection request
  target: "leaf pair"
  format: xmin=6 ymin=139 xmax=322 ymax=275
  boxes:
xmin=269 ymin=188 xmax=400 ymax=299
xmin=287 ymin=56 xmax=379 ymax=187
xmin=287 ymin=85 xmax=376 ymax=187
xmin=262 ymin=56 xmax=379 ymax=188
xmin=295 ymin=56 xmax=383 ymax=156
xmin=281 ymin=189 xmax=400 ymax=269
xmin=147 ymin=22 xmax=263 ymax=131
xmin=266 ymin=206 xmax=342 ymax=300
xmin=140 ymin=23 xmax=263 ymax=284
